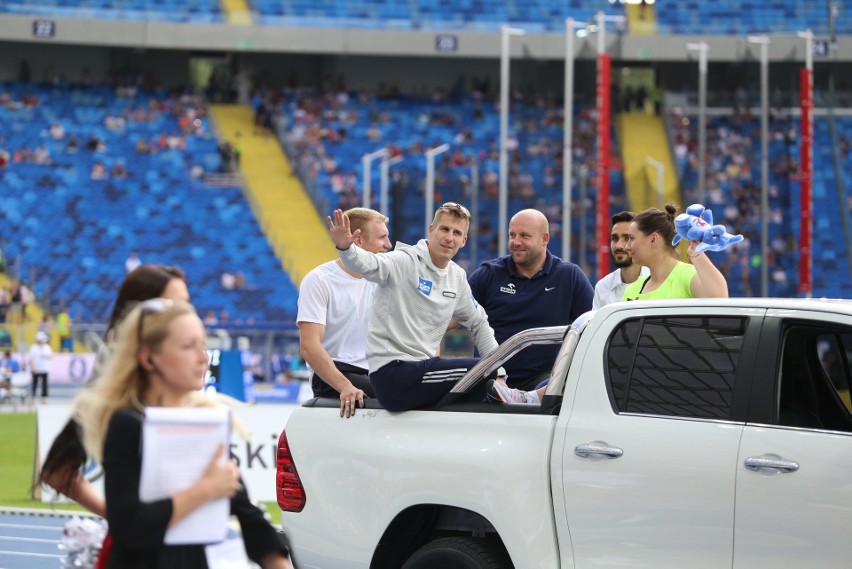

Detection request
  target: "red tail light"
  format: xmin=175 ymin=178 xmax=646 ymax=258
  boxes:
xmin=276 ymin=430 xmax=306 ymax=512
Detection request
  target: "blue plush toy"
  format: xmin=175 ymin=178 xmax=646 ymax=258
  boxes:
xmin=672 ymin=204 xmax=744 ymax=253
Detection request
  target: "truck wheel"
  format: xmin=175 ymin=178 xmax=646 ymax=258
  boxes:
xmin=402 ymin=537 xmax=512 ymax=569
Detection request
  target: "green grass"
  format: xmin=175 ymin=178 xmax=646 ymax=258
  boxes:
xmin=0 ymin=412 xmax=281 ymax=525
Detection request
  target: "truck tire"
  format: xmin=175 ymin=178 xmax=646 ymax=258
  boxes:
xmin=402 ymin=537 xmax=512 ymax=569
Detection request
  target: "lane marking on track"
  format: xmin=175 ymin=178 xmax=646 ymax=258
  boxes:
xmin=0 ymin=524 xmax=63 ymax=531
xmin=0 ymin=537 xmax=57 ymax=544
xmin=0 ymin=550 xmax=63 ymax=558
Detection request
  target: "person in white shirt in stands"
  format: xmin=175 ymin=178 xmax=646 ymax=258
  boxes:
xmin=28 ymin=331 xmax=53 ymax=404
xmin=593 ymin=211 xmax=650 ymax=309
xmin=125 ymin=251 xmax=142 ymax=274
xmin=297 ymin=208 xmax=391 ymax=418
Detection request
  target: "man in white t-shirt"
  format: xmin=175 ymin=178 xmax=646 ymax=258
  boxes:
xmin=297 ymin=208 xmax=391 ymax=417
xmin=593 ymin=211 xmax=650 ymax=309
xmin=28 ymin=331 xmax=53 ymax=404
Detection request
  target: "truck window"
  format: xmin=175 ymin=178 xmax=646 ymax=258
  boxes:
xmin=606 ymin=317 xmax=747 ymax=420
xmin=777 ymin=325 xmax=852 ymax=432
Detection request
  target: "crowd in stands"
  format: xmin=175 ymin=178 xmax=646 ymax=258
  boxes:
xmin=668 ymin=103 xmax=824 ymax=298
xmin=0 ymin=68 xmax=299 ymax=324
xmin=268 ymin=78 xmax=625 ymax=277
xmin=4 ymin=0 xmax=847 ymax=36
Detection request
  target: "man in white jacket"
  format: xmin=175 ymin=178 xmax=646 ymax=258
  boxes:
xmin=328 ymin=202 xmax=498 ymax=412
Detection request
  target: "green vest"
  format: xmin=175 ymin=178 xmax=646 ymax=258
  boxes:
xmin=623 ymin=261 xmax=696 ymax=301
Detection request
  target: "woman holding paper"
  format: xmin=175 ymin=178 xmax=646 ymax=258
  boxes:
xmin=40 ymin=264 xmax=191 ymax=517
xmin=75 ymin=299 xmax=294 ymax=569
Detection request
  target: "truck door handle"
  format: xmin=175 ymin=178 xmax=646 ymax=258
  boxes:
xmin=574 ymin=442 xmax=623 ymax=459
xmin=743 ymin=456 xmax=799 ymax=473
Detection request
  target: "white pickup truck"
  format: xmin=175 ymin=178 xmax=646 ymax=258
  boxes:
xmin=275 ymin=298 xmax=852 ymax=569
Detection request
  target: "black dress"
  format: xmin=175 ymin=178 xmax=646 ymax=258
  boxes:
xmin=103 ymin=407 xmax=290 ymax=569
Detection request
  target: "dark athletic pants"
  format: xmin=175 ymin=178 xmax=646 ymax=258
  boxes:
xmin=370 ymin=357 xmax=494 ymax=412
xmin=32 ymin=372 xmax=48 ymax=398
xmin=311 ymin=361 xmax=375 ymax=398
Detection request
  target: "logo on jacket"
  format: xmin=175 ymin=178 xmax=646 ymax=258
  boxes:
xmin=499 ymin=283 xmax=516 ymax=295
xmin=418 ymin=277 xmax=433 ymax=296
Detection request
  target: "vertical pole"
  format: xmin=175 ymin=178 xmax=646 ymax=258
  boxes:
xmin=697 ymin=43 xmax=708 ymax=205
xmin=380 ymin=153 xmax=389 ymax=215
xmin=579 ymin=165 xmax=588 ymax=272
xmin=499 ymin=25 xmax=511 ymax=256
xmin=800 ymin=29 xmax=814 ymax=297
xmin=471 ymin=160 xmax=480 ymax=266
xmin=563 ymin=18 xmax=575 ymax=262
xmin=362 ymin=155 xmax=371 ymax=208
xmin=425 ymin=152 xmax=435 ymax=234
xmin=759 ymin=38 xmax=770 ymax=297
xmin=595 ymin=10 xmax=612 ymax=281
xmin=425 ymin=144 xmax=450 ymax=234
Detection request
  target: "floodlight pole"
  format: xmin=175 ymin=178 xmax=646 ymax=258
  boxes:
xmin=499 ymin=24 xmax=526 ymax=256
xmin=748 ymin=35 xmax=770 ymax=297
xmin=563 ymin=17 xmax=589 ymax=263
xmin=425 ymin=143 xmax=450 ymax=233
xmin=799 ymin=28 xmax=814 ymax=297
xmin=362 ymin=147 xmax=388 ymax=208
xmin=686 ymin=42 xmax=709 ymax=204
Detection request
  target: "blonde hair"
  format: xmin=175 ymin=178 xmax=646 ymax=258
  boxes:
xmin=74 ymin=299 xmax=198 ymax=462
xmin=344 ymin=207 xmax=388 ymax=238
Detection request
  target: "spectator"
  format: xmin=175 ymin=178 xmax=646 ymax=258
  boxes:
xmin=0 ymin=287 xmax=9 ymax=323
xmin=66 ymin=134 xmax=79 ymax=153
xmin=111 ymin=161 xmax=128 ymax=179
xmin=55 ymin=307 xmax=72 ymax=352
xmin=90 ymin=161 xmax=107 ymax=180
xmin=125 ymin=251 xmax=142 ymax=274
xmin=33 ymin=144 xmax=51 ymax=165
xmin=220 ymin=272 xmax=236 ymax=290
xmin=49 ymin=123 xmax=65 ymax=140
xmin=28 ymin=331 xmax=53 ymax=404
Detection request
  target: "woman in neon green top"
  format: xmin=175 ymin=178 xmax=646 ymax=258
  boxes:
xmin=623 ymin=204 xmax=728 ymax=301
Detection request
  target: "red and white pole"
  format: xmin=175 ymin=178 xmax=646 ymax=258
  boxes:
xmin=799 ymin=30 xmax=813 ymax=297
xmin=595 ymin=11 xmax=611 ymax=280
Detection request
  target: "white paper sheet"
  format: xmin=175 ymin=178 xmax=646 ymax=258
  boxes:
xmin=140 ymin=407 xmax=230 ymax=545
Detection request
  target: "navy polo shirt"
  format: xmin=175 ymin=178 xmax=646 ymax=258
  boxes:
xmin=468 ymin=251 xmax=593 ymax=390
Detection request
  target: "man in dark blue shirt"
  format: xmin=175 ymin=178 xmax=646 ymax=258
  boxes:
xmin=469 ymin=209 xmax=593 ymax=390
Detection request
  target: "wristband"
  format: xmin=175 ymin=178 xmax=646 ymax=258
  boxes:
xmin=335 ymin=244 xmax=350 ymax=252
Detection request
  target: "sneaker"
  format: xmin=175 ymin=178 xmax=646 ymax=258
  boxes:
xmin=486 ymin=379 xmax=539 ymax=405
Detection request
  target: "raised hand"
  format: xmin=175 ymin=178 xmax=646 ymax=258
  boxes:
xmin=327 ymin=209 xmax=360 ymax=251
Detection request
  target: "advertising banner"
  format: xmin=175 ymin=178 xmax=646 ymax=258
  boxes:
xmin=37 ymin=404 xmax=299 ymax=504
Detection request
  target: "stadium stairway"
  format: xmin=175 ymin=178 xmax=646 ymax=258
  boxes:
xmin=209 ymin=105 xmax=335 ymax=285
xmin=617 ymin=111 xmax=679 ymax=212
xmin=625 ymin=1 xmax=656 ymax=36
xmin=221 ymin=0 xmax=251 ymax=25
